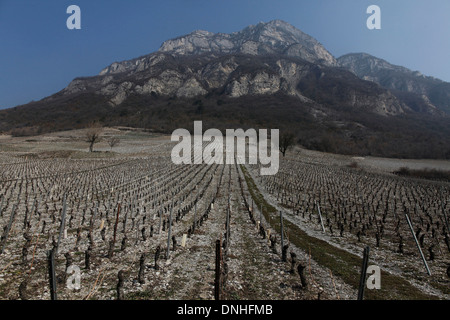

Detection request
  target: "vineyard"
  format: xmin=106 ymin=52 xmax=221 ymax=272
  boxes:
xmin=0 ymin=128 xmax=449 ymax=300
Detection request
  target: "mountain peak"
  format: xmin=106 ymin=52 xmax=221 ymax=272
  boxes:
xmin=158 ymin=20 xmax=337 ymax=66
xmin=249 ymin=19 xmax=295 ymax=30
xmin=239 ymin=19 xmax=312 ymax=44
xmin=259 ymin=19 xmax=307 ymax=33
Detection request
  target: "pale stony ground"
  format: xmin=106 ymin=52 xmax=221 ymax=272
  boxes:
xmin=0 ymin=129 xmax=448 ymax=300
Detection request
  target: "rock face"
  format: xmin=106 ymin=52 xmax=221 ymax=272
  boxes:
xmin=64 ymin=54 xmax=406 ymax=116
xmin=338 ymin=53 xmax=450 ymax=114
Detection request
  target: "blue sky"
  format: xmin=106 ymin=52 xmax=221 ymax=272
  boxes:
xmin=1 ymin=0 xmax=449 ymax=109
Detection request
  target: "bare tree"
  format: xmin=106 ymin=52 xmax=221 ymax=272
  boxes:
xmin=279 ymin=132 xmax=295 ymax=157
xmin=85 ymin=125 xmax=103 ymax=153
xmin=107 ymin=137 xmax=120 ymax=152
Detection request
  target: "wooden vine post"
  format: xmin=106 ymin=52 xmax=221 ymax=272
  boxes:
xmin=280 ymin=211 xmax=284 ymax=256
xmin=109 ymin=202 xmax=121 ymax=258
xmin=214 ymin=238 xmax=222 ymax=300
xmin=47 ymin=249 xmax=57 ymax=300
xmin=167 ymin=199 xmax=173 ymax=259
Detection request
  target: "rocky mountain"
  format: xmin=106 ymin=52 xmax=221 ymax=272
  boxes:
xmin=66 ymin=19 xmax=341 ymax=104
xmin=1 ymin=20 xmax=450 ymax=159
xmin=338 ymin=53 xmax=450 ymax=114
xmin=58 ymin=20 xmax=414 ymax=117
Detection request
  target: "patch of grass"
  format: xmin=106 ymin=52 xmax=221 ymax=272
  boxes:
xmin=240 ymin=165 xmax=276 ymax=215
xmin=126 ymin=290 xmax=154 ymax=300
xmin=240 ymin=164 xmax=439 ymax=300
xmin=431 ymin=280 xmax=450 ymax=295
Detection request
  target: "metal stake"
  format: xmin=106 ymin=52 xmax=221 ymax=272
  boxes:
xmin=316 ymin=201 xmax=325 ymax=233
xmin=405 ymin=213 xmax=431 ymax=275
xmin=48 ymin=249 xmax=57 ymax=300
xmin=357 ymin=246 xmax=370 ymax=300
